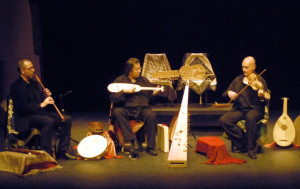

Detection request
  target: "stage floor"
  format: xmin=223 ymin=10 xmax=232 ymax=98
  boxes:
xmin=1 ymin=111 xmax=300 ymax=189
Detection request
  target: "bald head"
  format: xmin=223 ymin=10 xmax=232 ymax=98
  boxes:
xmin=242 ymin=56 xmax=256 ymax=76
xmin=243 ymin=56 xmax=256 ymax=67
xmin=17 ymin=59 xmax=35 ymax=82
xmin=17 ymin=59 xmax=32 ymax=73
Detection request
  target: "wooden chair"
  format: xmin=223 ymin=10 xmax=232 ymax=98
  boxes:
xmin=108 ymin=103 xmax=144 ymax=152
xmin=223 ymin=96 xmax=270 ymax=149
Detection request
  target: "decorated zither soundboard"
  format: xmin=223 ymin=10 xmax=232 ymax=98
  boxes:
xmin=151 ymin=65 xmax=206 ymax=81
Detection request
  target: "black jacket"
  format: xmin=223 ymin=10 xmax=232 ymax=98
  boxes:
xmin=222 ymin=74 xmax=268 ymax=111
xmin=10 ymin=77 xmax=45 ymax=132
xmin=109 ymin=74 xmax=155 ymax=107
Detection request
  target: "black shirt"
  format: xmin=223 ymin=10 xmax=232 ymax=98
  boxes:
xmin=109 ymin=74 xmax=155 ymax=107
xmin=10 ymin=77 xmax=45 ymax=115
xmin=222 ymin=74 xmax=268 ymax=111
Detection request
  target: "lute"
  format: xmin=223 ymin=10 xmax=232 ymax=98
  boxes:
xmin=293 ymin=115 xmax=300 ymax=145
xmin=273 ymin=97 xmax=295 ymax=147
xmin=107 ymin=83 xmax=164 ymax=93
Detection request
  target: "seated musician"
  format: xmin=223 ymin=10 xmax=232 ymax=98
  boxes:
xmin=10 ymin=59 xmax=76 ymax=160
xmin=219 ymin=56 xmax=270 ymax=160
xmin=110 ymin=57 xmax=160 ymax=159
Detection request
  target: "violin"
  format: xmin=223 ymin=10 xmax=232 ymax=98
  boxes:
xmin=214 ymin=69 xmax=270 ymax=107
xmin=243 ymin=70 xmax=270 ymax=100
xmin=243 ymin=73 xmax=264 ymax=90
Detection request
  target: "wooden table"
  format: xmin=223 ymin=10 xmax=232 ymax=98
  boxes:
xmin=152 ymin=103 xmax=232 ymax=115
xmin=152 ymin=103 xmax=232 ymax=127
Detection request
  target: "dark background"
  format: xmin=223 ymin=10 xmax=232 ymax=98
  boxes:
xmin=3 ymin=0 xmax=300 ymax=113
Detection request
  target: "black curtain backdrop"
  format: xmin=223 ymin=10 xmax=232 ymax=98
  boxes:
xmin=1 ymin=0 xmax=299 ymax=113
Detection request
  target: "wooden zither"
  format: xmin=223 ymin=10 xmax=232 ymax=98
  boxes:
xmin=167 ymin=81 xmax=190 ymax=167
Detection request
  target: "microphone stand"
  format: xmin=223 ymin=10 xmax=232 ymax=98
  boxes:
xmin=59 ymin=94 xmax=65 ymax=114
xmin=59 ymin=90 xmax=79 ymax=144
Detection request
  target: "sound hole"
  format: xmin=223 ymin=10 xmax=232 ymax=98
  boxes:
xmin=281 ymin=125 xmax=287 ymax=130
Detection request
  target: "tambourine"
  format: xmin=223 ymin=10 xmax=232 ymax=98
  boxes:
xmin=77 ymin=135 xmax=108 ymax=160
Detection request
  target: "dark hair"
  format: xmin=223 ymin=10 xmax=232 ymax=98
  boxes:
xmin=124 ymin=58 xmax=140 ymax=76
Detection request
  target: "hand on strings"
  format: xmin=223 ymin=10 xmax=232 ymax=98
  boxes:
xmin=153 ymin=86 xmax=161 ymax=96
xmin=257 ymin=89 xmax=265 ymax=97
xmin=258 ymin=89 xmax=271 ymax=100
xmin=228 ymin=90 xmax=238 ymax=100
xmin=40 ymin=97 xmax=55 ymax=108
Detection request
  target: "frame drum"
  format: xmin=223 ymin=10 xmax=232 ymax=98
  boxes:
xmin=78 ymin=135 xmax=108 ymax=159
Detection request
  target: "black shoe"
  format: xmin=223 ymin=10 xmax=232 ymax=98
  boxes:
xmin=248 ymin=152 xmax=257 ymax=159
xmin=125 ymin=141 xmax=140 ymax=160
xmin=132 ymin=139 xmax=142 ymax=152
xmin=146 ymin=147 xmax=158 ymax=156
xmin=232 ymin=146 xmax=247 ymax=153
xmin=129 ymin=150 xmax=139 ymax=160
xmin=58 ymin=152 xmax=76 ymax=160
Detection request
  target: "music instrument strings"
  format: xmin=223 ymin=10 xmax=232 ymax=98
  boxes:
xmin=168 ymin=81 xmax=189 ymax=167
xmin=151 ymin=64 xmax=207 ymax=81
xmin=34 ymin=74 xmax=65 ymax=121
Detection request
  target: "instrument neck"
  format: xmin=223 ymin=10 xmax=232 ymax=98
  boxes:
xmin=140 ymin=86 xmax=159 ymax=90
xmin=282 ymin=97 xmax=288 ymax=114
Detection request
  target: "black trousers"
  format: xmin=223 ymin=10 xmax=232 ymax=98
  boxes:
xmin=112 ymin=106 xmax=157 ymax=149
xmin=219 ymin=108 xmax=264 ymax=153
xmin=28 ymin=112 xmax=72 ymax=154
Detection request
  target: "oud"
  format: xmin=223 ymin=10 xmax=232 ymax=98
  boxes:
xmin=107 ymin=83 xmax=164 ymax=93
xmin=273 ymin=97 xmax=295 ymax=147
xmin=293 ymin=115 xmax=300 ymax=145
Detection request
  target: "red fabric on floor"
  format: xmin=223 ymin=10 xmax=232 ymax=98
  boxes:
xmin=265 ymin=142 xmax=300 ymax=149
xmin=195 ymin=137 xmax=246 ymax=165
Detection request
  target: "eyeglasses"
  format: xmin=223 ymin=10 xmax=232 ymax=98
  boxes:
xmin=24 ymin=66 xmax=34 ymax=71
xmin=134 ymin=67 xmax=142 ymax=71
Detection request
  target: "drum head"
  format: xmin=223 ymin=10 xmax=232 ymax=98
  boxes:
xmin=78 ymin=135 xmax=108 ymax=159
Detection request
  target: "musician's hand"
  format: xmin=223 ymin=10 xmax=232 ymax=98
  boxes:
xmin=40 ymin=97 xmax=55 ymax=108
xmin=228 ymin=91 xmax=238 ymax=100
xmin=44 ymin=88 xmax=52 ymax=96
xmin=123 ymin=87 xmax=136 ymax=93
xmin=257 ymin=89 xmax=265 ymax=98
xmin=153 ymin=86 xmax=161 ymax=96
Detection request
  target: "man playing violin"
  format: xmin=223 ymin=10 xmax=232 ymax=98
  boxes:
xmin=219 ymin=56 xmax=270 ymax=159
xmin=110 ymin=57 xmax=161 ymax=159
xmin=10 ymin=59 xmax=76 ymax=159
